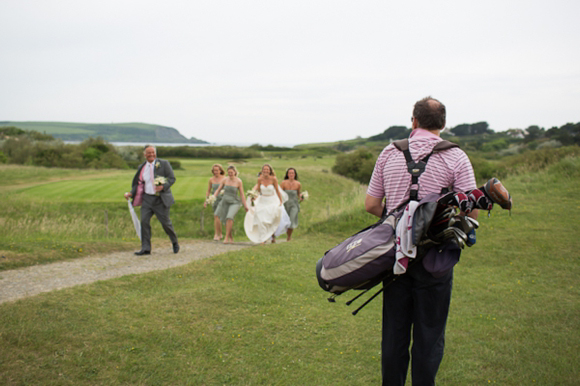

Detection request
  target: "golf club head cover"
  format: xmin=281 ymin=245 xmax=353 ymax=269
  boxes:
xmin=468 ymin=188 xmax=493 ymax=211
xmin=452 ymin=192 xmax=474 ymax=214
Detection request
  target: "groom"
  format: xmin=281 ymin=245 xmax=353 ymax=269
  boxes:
xmin=124 ymin=144 xmax=179 ymax=255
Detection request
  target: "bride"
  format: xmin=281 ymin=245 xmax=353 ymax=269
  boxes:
xmin=244 ymin=164 xmax=291 ymax=244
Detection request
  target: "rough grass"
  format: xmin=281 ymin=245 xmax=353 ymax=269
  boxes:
xmin=0 ymin=156 xmax=578 ymax=384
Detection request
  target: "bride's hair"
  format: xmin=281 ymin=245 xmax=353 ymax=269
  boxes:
xmin=262 ymin=164 xmax=275 ymax=177
xmin=284 ymin=167 xmax=298 ymax=180
xmin=227 ymin=165 xmax=238 ymax=176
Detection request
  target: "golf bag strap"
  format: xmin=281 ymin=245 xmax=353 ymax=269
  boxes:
xmin=392 ymin=139 xmax=459 ymax=201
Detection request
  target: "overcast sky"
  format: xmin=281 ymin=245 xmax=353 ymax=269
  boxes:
xmin=1 ymin=0 xmax=578 ymax=145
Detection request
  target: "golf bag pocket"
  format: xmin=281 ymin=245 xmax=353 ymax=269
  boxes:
xmin=421 ymin=241 xmax=461 ymax=278
xmin=317 ymin=214 xmax=398 ymax=294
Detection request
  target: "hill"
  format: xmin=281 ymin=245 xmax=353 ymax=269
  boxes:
xmin=0 ymin=121 xmax=208 ymax=143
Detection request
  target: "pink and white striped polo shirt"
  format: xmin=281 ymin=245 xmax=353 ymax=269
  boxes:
xmin=367 ymin=128 xmax=477 ymax=213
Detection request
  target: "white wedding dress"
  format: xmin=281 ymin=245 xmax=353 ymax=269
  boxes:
xmin=244 ymin=184 xmax=291 ymax=243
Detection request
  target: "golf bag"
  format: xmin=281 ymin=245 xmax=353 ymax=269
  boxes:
xmin=316 ymin=139 xmax=486 ymax=314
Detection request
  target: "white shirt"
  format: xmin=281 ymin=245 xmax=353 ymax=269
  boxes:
xmin=143 ymin=161 xmax=156 ymax=195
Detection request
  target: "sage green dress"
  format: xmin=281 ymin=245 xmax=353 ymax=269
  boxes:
xmin=211 ymin=183 xmax=223 ymax=215
xmin=215 ymin=185 xmax=242 ymax=224
xmin=283 ymin=190 xmax=300 ymax=229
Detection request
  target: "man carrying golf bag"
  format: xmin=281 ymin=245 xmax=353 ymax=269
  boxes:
xmin=365 ymin=97 xmax=481 ymax=385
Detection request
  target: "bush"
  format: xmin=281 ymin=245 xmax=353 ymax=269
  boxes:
xmin=2 ymin=137 xmax=34 ymax=164
xmin=498 ymin=144 xmax=525 ymax=157
xmin=169 ymin=160 xmax=182 ymax=170
xmin=0 ymin=126 xmax=54 ymax=141
xmin=537 ymin=140 xmax=562 ymax=149
xmin=468 ymin=156 xmax=498 ymax=183
xmin=332 ymin=147 xmax=377 ymax=184
xmin=156 ymin=146 xmax=260 ymax=159
xmin=481 ymin=139 xmax=509 ymax=152
xmin=82 ymin=147 xmax=102 ymax=162
xmin=0 ymin=136 xmax=128 ymax=169
xmin=499 ymin=146 xmax=580 ymax=175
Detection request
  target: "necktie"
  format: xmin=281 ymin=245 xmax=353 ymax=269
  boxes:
xmin=150 ymin=162 xmax=155 ymax=192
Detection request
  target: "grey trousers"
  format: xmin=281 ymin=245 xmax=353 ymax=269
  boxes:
xmin=140 ymin=194 xmax=178 ymax=251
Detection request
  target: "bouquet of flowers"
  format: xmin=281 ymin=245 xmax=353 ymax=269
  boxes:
xmin=300 ymin=190 xmax=309 ymax=200
xmin=154 ymin=176 xmax=167 ymax=196
xmin=246 ymin=189 xmax=259 ymax=206
xmin=205 ymin=195 xmax=217 ymax=205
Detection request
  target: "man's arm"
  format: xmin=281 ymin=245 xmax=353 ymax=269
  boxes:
xmin=161 ymin=160 xmax=176 ymax=189
xmin=365 ymin=194 xmax=384 ymax=218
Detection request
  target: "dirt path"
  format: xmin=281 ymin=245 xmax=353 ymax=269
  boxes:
xmin=0 ymin=240 xmax=255 ymax=305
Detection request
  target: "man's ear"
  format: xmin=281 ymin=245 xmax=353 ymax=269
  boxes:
xmin=411 ymin=117 xmax=419 ymax=129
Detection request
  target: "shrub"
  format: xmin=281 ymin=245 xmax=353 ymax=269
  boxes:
xmin=169 ymin=160 xmax=182 ymax=170
xmin=498 ymin=144 xmax=525 ymax=157
xmin=82 ymin=147 xmax=102 ymax=162
xmin=481 ymin=139 xmax=509 ymax=152
xmin=156 ymin=146 xmax=260 ymax=159
xmin=2 ymin=137 xmax=34 ymax=164
xmin=537 ymin=140 xmax=562 ymax=149
xmin=497 ymin=145 xmax=580 ymax=176
xmin=332 ymin=147 xmax=377 ymax=184
xmin=1 ymin=136 xmax=128 ymax=169
xmin=468 ymin=156 xmax=498 ymax=183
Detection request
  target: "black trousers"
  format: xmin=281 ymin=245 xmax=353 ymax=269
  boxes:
xmin=141 ymin=194 xmax=178 ymax=251
xmin=381 ymin=262 xmax=453 ymax=386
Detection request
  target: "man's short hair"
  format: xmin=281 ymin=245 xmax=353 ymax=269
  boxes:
xmin=413 ymin=97 xmax=446 ymax=130
xmin=144 ymin=144 xmax=157 ymax=152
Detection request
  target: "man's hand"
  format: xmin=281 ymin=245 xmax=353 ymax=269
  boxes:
xmin=155 ymin=185 xmax=164 ymax=193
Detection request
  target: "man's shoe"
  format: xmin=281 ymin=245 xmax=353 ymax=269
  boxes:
xmin=173 ymin=243 xmax=180 ymax=254
xmin=134 ymin=250 xmax=151 ymax=256
xmin=483 ymin=178 xmax=512 ymax=210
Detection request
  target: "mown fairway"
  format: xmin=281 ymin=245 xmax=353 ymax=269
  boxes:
xmin=0 ymin=155 xmax=578 ymax=384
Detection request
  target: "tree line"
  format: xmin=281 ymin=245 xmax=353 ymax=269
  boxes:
xmin=0 ymin=126 xmax=260 ymax=169
xmin=332 ymin=121 xmax=580 ymax=184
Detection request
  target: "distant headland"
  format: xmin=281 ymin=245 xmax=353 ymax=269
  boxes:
xmin=0 ymin=121 xmax=208 ymax=144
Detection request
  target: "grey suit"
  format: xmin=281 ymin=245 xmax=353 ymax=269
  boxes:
xmin=130 ymin=158 xmax=178 ymax=251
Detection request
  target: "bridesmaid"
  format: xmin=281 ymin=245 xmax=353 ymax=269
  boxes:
xmin=280 ymin=167 xmax=303 ymax=241
xmin=213 ymin=165 xmax=249 ymax=244
xmin=204 ymin=163 xmax=226 ymax=241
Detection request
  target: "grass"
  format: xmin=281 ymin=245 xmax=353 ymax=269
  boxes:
xmin=0 ymin=157 xmax=361 ymax=270
xmin=0 ymin=156 xmax=578 ymax=384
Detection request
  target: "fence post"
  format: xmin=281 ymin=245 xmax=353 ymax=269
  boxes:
xmin=200 ymin=209 xmax=204 ymax=232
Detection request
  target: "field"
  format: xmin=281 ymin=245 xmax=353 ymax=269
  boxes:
xmin=0 ymin=121 xmax=94 ymax=134
xmin=0 ymin=154 xmax=579 ymax=385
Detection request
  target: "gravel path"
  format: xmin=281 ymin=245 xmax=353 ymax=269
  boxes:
xmin=0 ymin=240 xmax=254 ymax=304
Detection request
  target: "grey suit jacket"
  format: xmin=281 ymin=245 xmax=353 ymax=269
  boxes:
xmin=130 ymin=158 xmax=176 ymax=207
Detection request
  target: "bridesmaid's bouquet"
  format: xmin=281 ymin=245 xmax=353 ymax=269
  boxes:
xmin=300 ymin=191 xmax=309 ymax=200
xmin=246 ymin=189 xmax=259 ymax=206
xmin=205 ymin=195 xmax=216 ymax=205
